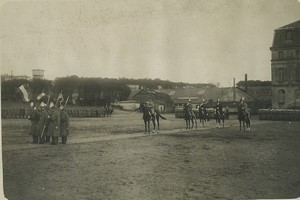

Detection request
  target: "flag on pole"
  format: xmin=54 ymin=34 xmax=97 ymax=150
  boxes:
xmin=57 ymin=91 xmax=64 ymax=102
xmin=37 ymin=92 xmax=46 ymax=100
xmin=18 ymin=85 xmax=30 ymax=102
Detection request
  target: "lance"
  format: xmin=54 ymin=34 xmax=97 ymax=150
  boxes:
xmin=40 ymin=125 xmax=46 ymax=139
xmin=64 ymin=96 xmax=70 ymax=107
xmin=55 ymin=90 xmax=63 ymax=107
xmin=47 ymin=94 xmax=51 ymax=106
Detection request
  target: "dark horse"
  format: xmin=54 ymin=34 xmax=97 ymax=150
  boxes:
xmin=198 ymin=106 xmax=209 ymax=127
xmin=183 ymin=104 xmax=197 ymax=129
xmin=238 ymin=108 xmax=251 ymax=132
xmin=215 ymin=109 xmax=225 ymax=128
xmin=152 ymin=110 xmax=167 ymax=133
xmin=139 ymin=103 xmax=166 ymax=134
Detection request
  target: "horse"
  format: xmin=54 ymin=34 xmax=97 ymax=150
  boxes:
xmin=215 ymin=109 xmax=225 ymax=128
xmin=151 ymin=110 xmax=167 ymax=133
xmin=139 ymin=103 xmax=167 ymax=133
xmin=238 ymin=108 xmax=251 ymax=132
xmin=198 ymin=106 xmax=209 ymax=127
xmin=139 ymin=103 xmax=153 ymax=134
xmin=183 ymin=105 xmax=197 ymax=129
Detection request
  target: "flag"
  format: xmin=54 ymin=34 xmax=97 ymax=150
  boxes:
xmin=18 ymin=85 xmax=30 ymax=102
xmin=57 ymin=91 xmax=64 ymax=102
xmin=37 ymin=92 xmax=46 ymax=100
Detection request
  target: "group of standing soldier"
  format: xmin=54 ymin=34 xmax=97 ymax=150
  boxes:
xmin=28 ymin=102 xmax=70 ymax=145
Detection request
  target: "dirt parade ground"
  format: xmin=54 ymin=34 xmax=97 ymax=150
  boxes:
xmin=2 ymin=110 xmax=300 ymax=200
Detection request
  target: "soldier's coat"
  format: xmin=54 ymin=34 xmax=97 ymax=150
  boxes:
xmin=38 ymin=109 xmax=49 ymax=137
xmin=28 ymin=108 xmax=39 ymax=136
xmin=47 ymin=109 xmax=60 ymax=137
xmin=60 ymin=110 xmax=69 ymax=137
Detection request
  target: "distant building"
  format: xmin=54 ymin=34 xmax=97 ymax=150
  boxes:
xmin=157 ymin=87 xmax=255 ymax=114
xmin=32 ymin=69 xmax=45 ymax=79
xmin=241 ymin=86 xmax=272 ymax=102
xmin=270 ymin=20 xmax=300 ymax=108
xmin=127 ymin=84 xmax=140 ymax=92
xmin=1 ymin=73 xmax=31 ymax=81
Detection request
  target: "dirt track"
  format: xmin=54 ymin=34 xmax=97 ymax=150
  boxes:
xmin=2 ymin=110 xmax=300 ymax=200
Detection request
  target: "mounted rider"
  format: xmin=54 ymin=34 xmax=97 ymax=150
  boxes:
xmin=215 ymin=99 xmax=224 ymax=116
xmin=145 ymin=99 xmax=156 ymax=118
xmin=187 ymin=99 xmax=193 ymax=112
xmin=238 ymin=98 xmax=247 ymax=115
xmin=199 ymin=99 xmax=208 ymax=117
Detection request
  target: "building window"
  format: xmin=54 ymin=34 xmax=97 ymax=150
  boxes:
xmin=278 ymin=51 xmax=284 ymax=60
xmin=286 ymin=51 xmax=293 ymax=59
xmin=296 ymin=50 xmax=300 ymax=58
xmin=278 ymin=68 xmax=285 ymax=81
xmin=286 ymin=30 xmax=293 ymax=40
xmin=278 ymin=90 xmax=285 ymax=104
xmin=296 ymin=66 xmax=300 ymax=81
xmin=296 ymin=89 xmax=300 ymax=99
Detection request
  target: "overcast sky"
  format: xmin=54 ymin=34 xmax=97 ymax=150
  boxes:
xmin=1 ymin=0 xmax=300 ymax=87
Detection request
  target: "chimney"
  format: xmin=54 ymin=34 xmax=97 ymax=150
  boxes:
xmin=233 ymin=78 xmax=236 ymax=102
xmin=245 ymin=74 xmax=248 ymax=92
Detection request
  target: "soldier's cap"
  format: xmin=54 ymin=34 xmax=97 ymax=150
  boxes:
xmin=40 ymin=102 xmax=47 ymax=107
xmin=189 ymin=99 xmax=191 ymax=102
xmin=49 ymin=102 xmax=54 ymax=108
xmin=202 ymin=99 xmax=205 ymax=102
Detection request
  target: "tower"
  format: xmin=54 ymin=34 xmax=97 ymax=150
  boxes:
xmin=32 ymin=69 xmax=45 ymax=79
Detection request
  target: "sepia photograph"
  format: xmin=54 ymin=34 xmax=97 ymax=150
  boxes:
xmin=1 ymin=0 xmax=300 ymax=199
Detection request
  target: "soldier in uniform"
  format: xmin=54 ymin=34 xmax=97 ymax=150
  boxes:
xmin=215 ymin=99 xmax=223 ymax=115
xmin=215 ymin=99 xmax=224 ymax=128
xmin=59 ymin=105 xmax=70 ymax=144
xmin=199 ymin=99 xmax=209 ymax=126
xmin=187 ymin=99 xmax=193 ymax=111
xmin=37 ymin=102 xmax=49 ymax=144
xmin=28 ymin=102 xmax=40 ymax=144
xmin=238 ymin=98 xmax=247 ymax=115
xmin=147 ymin=99 xmax=156 ymax=118
xmin=47 ymin=102 xmax=60 ymax=145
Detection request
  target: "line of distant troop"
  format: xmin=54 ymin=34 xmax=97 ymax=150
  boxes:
xmin=1 ymin=106 xmax=113 ymax=119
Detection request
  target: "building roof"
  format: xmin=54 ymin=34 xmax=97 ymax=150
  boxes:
xmin=275 ymin=20 xmax=300 ymax=31
xmin=271 ymin=19 xmax=300 ymax=49
xmin=156 ymin=87 xmax=254 ymax=104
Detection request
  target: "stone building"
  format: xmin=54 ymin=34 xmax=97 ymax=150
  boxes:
xmin=270 ymin=20 xmax=300 ymax=108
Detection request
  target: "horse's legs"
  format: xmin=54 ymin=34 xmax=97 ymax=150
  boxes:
xmin=144 ymin=121 xmax=147 ymax=134
xmin=152 ymin=118 xmax=156 ymax=133
xmin=222 ymin=118 xmax=224 ymax=128
xmin=216 ymin=118 xmax=220 ymax=128
xmin=156 ymin=117 xmax=160 ymax=133
xmin=194 ymin=117 xmax=197 ymax=129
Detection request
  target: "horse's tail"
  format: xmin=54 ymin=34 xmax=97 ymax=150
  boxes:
xmin=158 ymin=113 xmax=167 ymax=120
